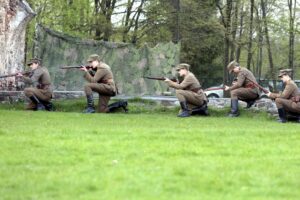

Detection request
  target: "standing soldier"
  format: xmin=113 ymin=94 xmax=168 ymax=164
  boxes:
xmin=18 ymin=58 xmax=53 ymax=111
xmin=225 ymin=61 xmax=260 ymax=117
xmin=267 ymin=69 xmax=300 ymax=123
xmin=164 ymin=63 xmax=208 ymax=117
xmin=81 ymin=54 xmax=127 ymax=113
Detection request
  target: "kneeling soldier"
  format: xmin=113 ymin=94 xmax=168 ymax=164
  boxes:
xmin=225 ymin=61 xmax=260 ymax=117
xmin=81 ymin=54 xmax=127 ymax=113
xmin=267 ymin=69 xmax=300 ymax=123
xmin=18 ymin=58 xmax=53 ymax=111
xmin=164 ymin=63 xmax=208 ymax=117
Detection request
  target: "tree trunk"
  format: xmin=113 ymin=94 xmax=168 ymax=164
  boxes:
xmin=246 ymin=0 xmax=254 ymax=69
xmin=261 ymin=0 xmax=276 ymax=91
xmin=235 ymin=2 xmax=244 ymax=62
xmin=0 ymin=0 xmax=35 ymax=75
xmin=255 ymin=5 xmax=263 ymax=80
xmin=288 ymin=0 xmax=296 ymax=78
xmin=229 ymin=0 xmax=239 ymax=61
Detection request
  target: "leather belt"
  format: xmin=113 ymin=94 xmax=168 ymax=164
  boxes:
xmin=99 ymin=78 xmax=114 ymax=84
xmin=37 ymin=84 xmax=50 ymax=90
xmin=191 ymin=87 xmax=201 ymax=93
xmin=245 ymin=83 xmax=256 ymax=89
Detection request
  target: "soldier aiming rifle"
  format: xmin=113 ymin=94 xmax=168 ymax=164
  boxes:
xmin=162 ymin=63 xmax=208 ymax=117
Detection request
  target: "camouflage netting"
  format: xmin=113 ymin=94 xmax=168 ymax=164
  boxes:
xmin=32 ymin=25 xmax=180 ymax=95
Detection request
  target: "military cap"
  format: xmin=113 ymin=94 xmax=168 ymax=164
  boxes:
xmin=175 ymin=63 xmax=190 ymax=71
xmin=87 ymin=54 xmax=101 ymax=62
xmin=227 ymin=60 xmax=240 ymax=73
xmin=27 ymin=58 xmax=42 ymax=66
xmin=278 ymin=69 xmax=293 ymax=77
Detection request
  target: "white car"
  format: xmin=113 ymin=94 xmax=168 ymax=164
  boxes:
xmin=204 ymin=84 xmax=224 ymax=98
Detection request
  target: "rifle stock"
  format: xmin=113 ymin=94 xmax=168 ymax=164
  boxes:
xmin=245 ymin=77 xmax=269 ymax=94
xmin=143 ymin=76 xmax=177 ymax=82
xmin=0 ymin=71 xmax=31 ymax=79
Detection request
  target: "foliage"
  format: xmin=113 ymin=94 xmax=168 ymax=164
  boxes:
xmin=25 ymin=0 xmax=300 ymax=89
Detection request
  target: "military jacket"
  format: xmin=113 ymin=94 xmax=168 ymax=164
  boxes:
xmin=229 ymin=67 xmax=259 ymax=94
xmin=167 ymin=72 xmax=201 ymax=91
xmin=269 ymin=80 xmax=300 ymax=99
xmin=23 ymin=66 xmax=52 ymax=91
xmin=84 ymin=62 xmax=116 ymax=92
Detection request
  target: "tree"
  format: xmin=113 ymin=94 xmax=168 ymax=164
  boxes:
xmin=287 ymin=0 xmax=296 ymax=78
xmin=0 ymin=0 xmax=35 ymax=75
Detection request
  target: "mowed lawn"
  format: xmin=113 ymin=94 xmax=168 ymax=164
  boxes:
xmin=0 ymin=108 xmax=300 ymax=200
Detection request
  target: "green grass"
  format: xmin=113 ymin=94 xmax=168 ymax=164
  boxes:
xmin=0 ymin=100 xmax=300 ymax=200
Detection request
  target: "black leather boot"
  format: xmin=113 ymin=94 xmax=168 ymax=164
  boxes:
xmin=83 ymin=95 xmax=95 ymax=113
xmin=108 ymin=100 xmax=128 ymax=113
xmin=191 ymin=103 xmax=209 ymax=116
xmin=42 ymin=101 xmax=54 ymax=111
xmin=29 ymin=95 xmax=45 ymax=111
xmin=228 ymin=99 xmax=239 ymax=117
xmin=245 ymin=99 xmax=256 ymax=108
xmin=277 ymin=108 xmax=287 ymax=123
xmin=178 ymin=101 xmax=190 ymax=117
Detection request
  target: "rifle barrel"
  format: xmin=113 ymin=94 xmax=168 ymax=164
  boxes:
xmin=0 ymin=71 xmax=30 ymax=79
xmin=143 ymin=76 xmax=166 ymax=81
xmin=60 ymin=66 xmax=92 ymax=70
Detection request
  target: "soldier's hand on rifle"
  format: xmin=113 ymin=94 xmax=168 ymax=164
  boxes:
xmin=164 ymin=77 xmax=171 ymax=82
xmin=224 ymin=85 xmax=230 ymax=91
xmin=16 ymin=72 xmax=23 ymax=77
xmin=80 ymin=66 xmax=88 ymax=72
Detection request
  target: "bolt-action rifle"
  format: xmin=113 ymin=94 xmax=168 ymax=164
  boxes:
xmin=245 ymin=77 xmax=269 ymax=94
xmin=0 ymin=71 xmax=31 ymax=79
xmin=143 ymin=76 xmax=177 ymax=82
xmin=60 ymin=65 xmax=93 ymax=70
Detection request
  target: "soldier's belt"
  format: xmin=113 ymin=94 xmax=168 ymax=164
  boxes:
xmin=191 ymin=87 xmax=202 ymax=93
xmin=99 ymin=79 xmax=114 ymax=84
xmin=245 ymin=83 xmax=256 ymax=89
xmin=37 ymin=84 xmax=51 ymax=90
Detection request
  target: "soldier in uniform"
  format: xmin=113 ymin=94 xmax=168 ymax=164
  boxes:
xmin=225 ymin=61 xmax=260 ymax=117
xmin=81 ymin=54 xmax=127 ymax=113
xmin=267 ymin=69 xmax=300 ymax=123
xmin=164 ymin=63 xmax=208 ymax=117
xmin=18 ymin=58 xmax=53 ymax=111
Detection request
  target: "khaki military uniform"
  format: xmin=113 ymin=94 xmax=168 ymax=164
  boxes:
xmin=167 ymin=72 xmax=207 ymax=110
xmin=229 ymin=67 xmax=260 ymax=101
xmin=23 ymin=66 xmax=53 ymax=109
xmin=84 ymin=62 xmax=116 ymax=113
xmin=269 ymin=80 xmax=300 ymax=114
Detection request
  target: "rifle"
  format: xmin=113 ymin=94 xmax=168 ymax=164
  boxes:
xmin=60 ymin=65 xmax=93 ymax=70
xmin=143 ymin=76 xmax=177 ymax=82
xmin=245 ymin=77 xmax=269 ymax=94
xmin=0 ymin=71 xmax=31 ymax=79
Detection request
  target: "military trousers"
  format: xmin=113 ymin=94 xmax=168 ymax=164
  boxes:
xmin=275 ymin=98 xmax=300 ymax=114
xmin=230 ymin=88 xmax=259 ymax=100
xmin=23 ymin=87 xmax=52 ymax=110
xmin=176 ymin=89 xmax=206 ymax=110
xmin=84 ymin=83 xmax=115 ymax=113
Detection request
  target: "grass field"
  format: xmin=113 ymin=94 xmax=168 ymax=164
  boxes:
xmin=0 ymin=99 xmax=300 ymax=200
